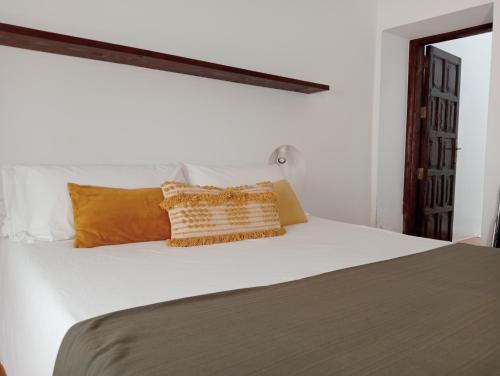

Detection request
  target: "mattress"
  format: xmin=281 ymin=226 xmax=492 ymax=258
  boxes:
xmin=0 ymin=217 xmax=446 ymax=376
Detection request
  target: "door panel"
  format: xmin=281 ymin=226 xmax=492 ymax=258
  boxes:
xmin=417 ymin=46 xmax=462 ymax=241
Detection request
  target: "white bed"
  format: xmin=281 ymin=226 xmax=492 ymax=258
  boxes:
xmin=0 ymin=216 xmax=447 ymax=376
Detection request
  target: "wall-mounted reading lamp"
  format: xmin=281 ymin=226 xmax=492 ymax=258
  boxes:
xmin=268 ymin=145 xmax=306 ymax=197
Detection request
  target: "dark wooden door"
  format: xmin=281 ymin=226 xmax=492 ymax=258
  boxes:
xmin=417 ymin=46 xmax=462 ymax=241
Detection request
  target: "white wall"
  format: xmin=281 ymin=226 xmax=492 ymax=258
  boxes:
xmin=373 ymin=0 xmax=500 ymax=244
xmin=374 ymin=32 xmax=409 ymax=232
xmin=433 ymin=34 xmax=492 ymax=240
xmin=0 ymin=0 xmax=378 ymax=225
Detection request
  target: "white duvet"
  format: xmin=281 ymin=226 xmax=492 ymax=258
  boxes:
xmin=0 ymin=217 xmax=447 ymax=376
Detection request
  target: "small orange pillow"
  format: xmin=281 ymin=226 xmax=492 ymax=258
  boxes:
xmin=68 ymin=183 xmax=170 ymax=248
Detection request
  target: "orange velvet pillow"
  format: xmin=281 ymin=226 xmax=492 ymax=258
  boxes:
xmin=68 ymin=183 xmax=170 ymax=248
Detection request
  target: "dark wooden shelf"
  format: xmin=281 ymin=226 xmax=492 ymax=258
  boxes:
xmin=0 ymin=22 xmax=329 ymax=94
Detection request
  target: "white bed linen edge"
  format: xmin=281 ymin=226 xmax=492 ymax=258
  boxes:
xmin=0 ymin=217 xmax=447 ymax=376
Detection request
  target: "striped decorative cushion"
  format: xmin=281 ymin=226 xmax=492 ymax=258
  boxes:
xmin=160 ymin=181 xmax=286 ymax=247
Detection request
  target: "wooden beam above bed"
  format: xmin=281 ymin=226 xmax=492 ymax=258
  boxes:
xmin=0 ymin=22 xmax=330 ymax=94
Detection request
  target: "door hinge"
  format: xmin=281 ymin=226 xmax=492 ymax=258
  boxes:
xmin=417 ymin=168 xmax=425 ymax=180
xmin=420 ymin=106 xmax=427 ymax=119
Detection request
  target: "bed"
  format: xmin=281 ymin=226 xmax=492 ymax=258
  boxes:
xmin=5 ymin=215 xmax=492 ymax=375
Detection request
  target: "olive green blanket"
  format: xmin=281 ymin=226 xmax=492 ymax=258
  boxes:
xmin=54 ymin=243 xmax=500 ymax=376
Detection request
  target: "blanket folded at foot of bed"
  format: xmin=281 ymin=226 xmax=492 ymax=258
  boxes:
xmin=54 ymin=243 xmax=500 ymax=376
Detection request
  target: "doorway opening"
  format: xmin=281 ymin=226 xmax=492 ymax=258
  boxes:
xmin=403 ymin=24 xmax=493 ymax=241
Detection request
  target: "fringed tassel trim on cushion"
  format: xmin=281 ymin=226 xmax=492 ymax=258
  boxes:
xmin=162 ymin=181 xmax=273 ymax=192
xmin=161 ymin=191 xmax=277 ymax=210
xmin=167 ymin=227 xmax=286 ymax=247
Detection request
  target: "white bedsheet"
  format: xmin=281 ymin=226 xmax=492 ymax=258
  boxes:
xmin=0 ymin=217 xmax=447 ymax=376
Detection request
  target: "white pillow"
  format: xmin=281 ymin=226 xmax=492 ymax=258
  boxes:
xmin=183 ymin=163 xmax=285 ymax=187
xmin=1 ymin=164 xmax=185 ymax=242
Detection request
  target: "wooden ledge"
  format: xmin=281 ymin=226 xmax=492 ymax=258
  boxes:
xmin=0 ymin=22 xmax=329 ymax=94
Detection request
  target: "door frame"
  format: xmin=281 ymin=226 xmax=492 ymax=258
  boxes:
xmin=403 ymin=22 xmax=493 ymax=236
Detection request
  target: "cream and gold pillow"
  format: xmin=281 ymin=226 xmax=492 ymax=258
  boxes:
xmin=160 ymin=181 xmax=285 ymax=247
